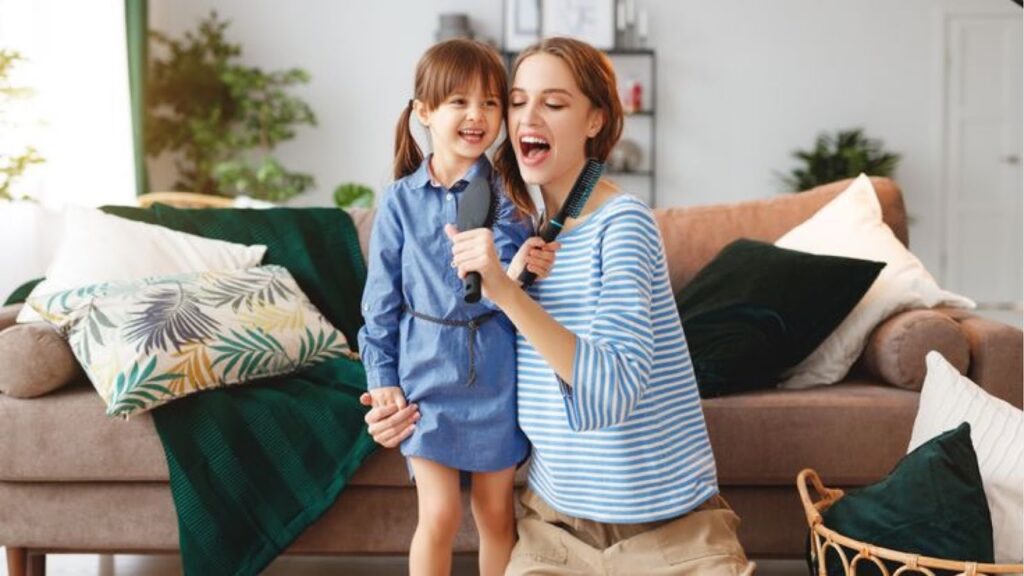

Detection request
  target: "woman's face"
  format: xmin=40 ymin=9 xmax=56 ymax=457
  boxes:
xmin=508 ymin=53 xmax=603 ymax=188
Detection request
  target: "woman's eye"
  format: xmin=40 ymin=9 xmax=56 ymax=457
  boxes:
xmin=510 ymin=100 xmax=526 ymax=108
xmin=546 ymin=102 xmax=566 ymax=110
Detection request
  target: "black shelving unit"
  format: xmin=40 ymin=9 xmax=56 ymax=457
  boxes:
xmin=503 ymin=48 xmax=658 ymax=207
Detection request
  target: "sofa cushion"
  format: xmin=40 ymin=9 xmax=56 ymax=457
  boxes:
xmin=676 ymin=239 xmax=884 ymax=397
xmin=28 ymin=265 xmax=353 ymax=417
xmin=17 ymin=206 xmax=267 ymax=323
xmin=910 ymin=352 xmax=1024 ymax=564
xmin=0 ymin=378 xmax=917 ymax=487
xmin=653 ymin=177 xmax=908 ymax=293
xmin=860 ymin=309 xmax=970 ymax=390
xmin=775 ymin=175 xmax=974 ymax=390
xmin=0 ymin=322 xmax=81 ymax=398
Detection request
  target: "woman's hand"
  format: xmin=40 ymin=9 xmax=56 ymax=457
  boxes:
xmin=359 ymin=392 xmax=420 ymax=448
xmin=508 ymin=237 xmax=561 ymax=282
xmin=445 ymin=224 xmax=516 ymax=302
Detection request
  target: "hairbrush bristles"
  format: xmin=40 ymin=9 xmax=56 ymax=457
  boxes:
xmin=519 ymin=159 xmax=605 ymax=288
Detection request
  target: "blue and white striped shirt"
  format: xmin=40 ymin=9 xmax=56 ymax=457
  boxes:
xmin=517 ymin=194 xmax=719 ymax=523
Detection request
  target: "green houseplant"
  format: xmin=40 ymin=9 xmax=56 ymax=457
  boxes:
xmin=779 ymin=128 xmax=900 ymax=192
xmin=0 ymin=50 xmax=44 ymax=201
xmin=146 ymin=12 xmax=316 ymax=202
xmin=333 ymin=182 xmax=374 ymax=209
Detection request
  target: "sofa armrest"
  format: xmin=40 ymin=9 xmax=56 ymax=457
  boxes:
xmin=936 ymin=308 xmax=1023 ymax=409
xmin=0 ymin=304 xmax=21 ymax=332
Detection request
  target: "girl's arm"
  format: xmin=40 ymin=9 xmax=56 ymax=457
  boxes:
xmin=447 ymin=203 xmax=658 ymax=432
xmin=357 ymin=188 xmax=405 ymax=391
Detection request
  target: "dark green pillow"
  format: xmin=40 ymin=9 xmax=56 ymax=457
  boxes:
xmin=100 ymin=204 xmax=367 ymax=351
xmin=812 ymin=422 xmax=994 ymax=576
xmin=4 ymin=277 xmax=43 ymax=306
xmin=675 ymin=239 xmax=884 ymax=397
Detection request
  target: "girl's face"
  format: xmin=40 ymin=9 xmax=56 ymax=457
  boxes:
xmin=415 ymin=81 xmax=502 ymax=164
xmin=508 ymin=53 xmax=604 ymax=188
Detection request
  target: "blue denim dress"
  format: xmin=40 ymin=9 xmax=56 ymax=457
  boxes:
xmin=357 ymin=156 xmax=531 ymax=473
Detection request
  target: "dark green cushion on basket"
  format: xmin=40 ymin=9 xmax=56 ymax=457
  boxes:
xmin=674 ymin=239 xmax=885 ymax=397
xmin=812 ymin=422 xmax=994 ymax=576
xmin=100 ymin=204 xmax=366 ymax=351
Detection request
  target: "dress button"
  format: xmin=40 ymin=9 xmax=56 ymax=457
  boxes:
xmin=446 ymin=193 xmax=454 ymax=201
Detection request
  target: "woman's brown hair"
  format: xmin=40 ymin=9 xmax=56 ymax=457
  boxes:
xmin=495 ymin=37 xmax=624 ymax=217
xmin=393 ymin=39 xmax=509 ymax=180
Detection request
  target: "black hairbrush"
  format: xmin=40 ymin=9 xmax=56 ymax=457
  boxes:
xmin=456 ymin=176 xmax=497 ymax=303
xmin=518 ymin=158 xmax=604 ymax=288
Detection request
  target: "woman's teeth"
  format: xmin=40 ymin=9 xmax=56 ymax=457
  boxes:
xmin=520 ymin=136 xmax=550 ymax=158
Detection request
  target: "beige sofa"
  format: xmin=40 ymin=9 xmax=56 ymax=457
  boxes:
xmin=3 ymin=178 xmax=1021 ymax=575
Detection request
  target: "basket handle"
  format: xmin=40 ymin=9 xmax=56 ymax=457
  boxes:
xmin=797 ymin=468 xmax=845 ymax=526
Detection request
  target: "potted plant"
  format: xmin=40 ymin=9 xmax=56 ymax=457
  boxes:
xmin=333 ymin=182 xmax=374 ymax=209
xmin=146 ymin=12 xmax=316 ymax=202
xmin=779 ymin=128 xmax=900 ymax=192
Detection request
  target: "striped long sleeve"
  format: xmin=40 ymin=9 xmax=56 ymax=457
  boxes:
xmin=560 ymin=207 xmax=658 ymax=431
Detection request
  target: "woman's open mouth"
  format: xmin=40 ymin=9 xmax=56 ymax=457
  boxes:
xmin=519 ymin=135 xmax=551 ymax=167
xmin=459 ymin=128 xmax=485 ymax=145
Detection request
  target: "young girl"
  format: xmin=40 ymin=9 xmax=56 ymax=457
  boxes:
xmin=357 ymin=39 xmax=556 ymax=576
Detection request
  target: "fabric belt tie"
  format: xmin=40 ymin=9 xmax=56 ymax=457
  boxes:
xmin=404 ymin=305 xmax=496 ymax=386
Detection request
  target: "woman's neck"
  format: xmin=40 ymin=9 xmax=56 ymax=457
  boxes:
xmin=539 ymin=157 xmax=588 ymax=218
xmin=429 ymin=150 xmax=475 ymax=189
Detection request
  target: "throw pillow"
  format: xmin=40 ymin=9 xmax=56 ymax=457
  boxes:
xmin=815 ymin=422 xmax=994 ymax=576
xmin=775 ymin=174 xmax=974 ymax=389
xmin=0 ymin=322 xmax=81 ymax=398
xmin=675 ymin=239 xmax=885 ymax=397
xmin=28 ymin=265 xmax=353 ymax=417
xmin=910 ymin=351 xmax=1023 ymax=564
xmin=99 ymin=204 xmax=367 ymax=352
xmin=17 ymin=206 xmax=267 ymax=323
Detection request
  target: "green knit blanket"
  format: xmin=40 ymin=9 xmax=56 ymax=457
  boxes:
xmin=13 ymin=204 xmax=379 ymax=575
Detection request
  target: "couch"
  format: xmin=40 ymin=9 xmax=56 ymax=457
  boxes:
xmin=3 ymin=177 xmax=1022 ymax=575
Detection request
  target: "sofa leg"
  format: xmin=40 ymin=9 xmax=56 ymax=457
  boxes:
xmin=29 ymin=552 xmax=45 ymax=576
xmin=6 ymin=547 xmax=27 ymax=576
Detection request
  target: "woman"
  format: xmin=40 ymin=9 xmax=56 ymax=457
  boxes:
xmin=363 ymin=37 xmax=754 ymax=575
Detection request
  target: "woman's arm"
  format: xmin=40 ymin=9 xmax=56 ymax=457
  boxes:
xmin=447 ymin=203 xmax=659 ymax=432
xmin=446 ymin=225 xmax=577 ymax=380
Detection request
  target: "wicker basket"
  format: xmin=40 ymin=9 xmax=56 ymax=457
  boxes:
xmin=797 ymin=469 xmax=1024 ymax=576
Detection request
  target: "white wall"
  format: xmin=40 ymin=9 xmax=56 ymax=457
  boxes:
xmin=148 ymin=0 xmax=1021 ymax=276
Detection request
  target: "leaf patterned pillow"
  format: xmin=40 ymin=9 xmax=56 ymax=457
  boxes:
xmin=28 ymin=265 xmax=354 ymax=418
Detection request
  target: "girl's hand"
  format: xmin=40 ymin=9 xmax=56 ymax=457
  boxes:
xmin=445 ymin=224 xmax=515 ymax=302
xmin=508 ymin=237 xmax=561 ymax=283
xmin=359 ymin=391 xmax=420 ymax=448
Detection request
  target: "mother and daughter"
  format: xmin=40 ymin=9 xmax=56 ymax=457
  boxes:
xmin=357 ymin=37 xmax=754 ymax=576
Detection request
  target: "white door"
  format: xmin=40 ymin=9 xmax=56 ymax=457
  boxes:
xmin=943 ymin=12 xmax=1023 ymax=309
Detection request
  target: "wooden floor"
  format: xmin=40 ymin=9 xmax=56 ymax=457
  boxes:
xmin=2 ymin=549 xmax=806 ymax=575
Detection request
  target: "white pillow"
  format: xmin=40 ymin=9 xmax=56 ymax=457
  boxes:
xmin=775 ymin=174 xmax=974 ymax=389
xmin=17 ymin=206 xmax=266 ymax=323
xmin=910 ymin=351 xmax=1023 ymax=564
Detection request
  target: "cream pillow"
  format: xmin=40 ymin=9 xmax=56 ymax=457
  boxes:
xmin=29 ymin=265 xmax=353 ymax=417
xmin=17 ymin=206 xmax=266 ymax=323
xmin=775 ymin=175 xmax=974 ymax=389
xmin=909 ymin=351 xmax=1023 ymax=564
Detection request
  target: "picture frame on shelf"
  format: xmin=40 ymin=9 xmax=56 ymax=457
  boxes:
xmin=541 ymin=0 xmax=616 ymax=50
xmin=504 ymin=0 xmax=541 ymax=51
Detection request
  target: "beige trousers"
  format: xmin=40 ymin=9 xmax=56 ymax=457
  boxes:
xmin=506 ymin=488 xmax=756 ymax=576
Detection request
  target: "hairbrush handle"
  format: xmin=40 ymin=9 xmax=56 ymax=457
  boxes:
xmin=516 ymin=219 xmax=563 ymax=288
xmin=464 ymin=272 xmax=482 ymax=303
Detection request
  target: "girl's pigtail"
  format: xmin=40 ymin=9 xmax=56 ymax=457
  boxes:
xmin=393 ymin=100 xmax=423 ymax=180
